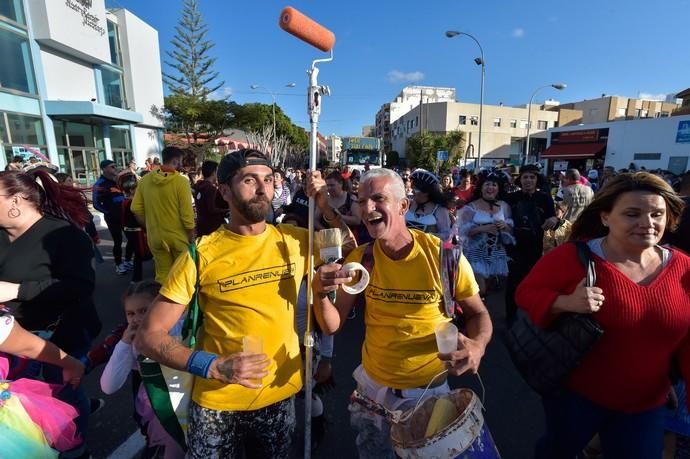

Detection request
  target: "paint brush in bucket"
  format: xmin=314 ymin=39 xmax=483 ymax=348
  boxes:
xmin=315 ymin=228 xmax=342 ymax=302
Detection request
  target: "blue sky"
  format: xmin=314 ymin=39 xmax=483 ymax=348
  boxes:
xmin=107 ymin=0 xmax=690 ymax=137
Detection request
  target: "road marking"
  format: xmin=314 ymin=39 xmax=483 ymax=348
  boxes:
xmin=107 ymin=431 xmax=145 ymax=459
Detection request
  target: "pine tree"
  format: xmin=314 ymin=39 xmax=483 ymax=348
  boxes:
xmin=164 ymin=0 xmax=224 ymax=100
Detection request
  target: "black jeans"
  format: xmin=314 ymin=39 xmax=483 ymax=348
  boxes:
xmin=123 ymin=229 xmax=143 ymax=281
xmin=103 ymin=213 xmax=123 ymax=266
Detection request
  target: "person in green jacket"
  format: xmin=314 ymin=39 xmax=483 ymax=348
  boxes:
xmin=131 ymin=147 xmax=194 ymax=283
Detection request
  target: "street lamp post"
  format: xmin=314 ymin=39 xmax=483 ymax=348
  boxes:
xmin=524 ymin=83 xmax=566 ymax=165
xmin=446 ymin=31 xmax=485 ymax=169
xmin=250 ymin=83 xmax=296 ymax=156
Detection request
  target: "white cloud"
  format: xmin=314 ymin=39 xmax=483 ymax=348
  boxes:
xmin=387 ymin=70 xmax=425 ymax=84
xmin=210 ymin=86 xmax=233 ymax=100
xmin=512 ymin=28 xmax=525 ymax=38
xmin=638 ymin=92 xmax=667 ymax=101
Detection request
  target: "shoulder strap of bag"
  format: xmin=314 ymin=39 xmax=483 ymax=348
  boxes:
xmin=181 ymin=242 xmax=201 ymax=347
xmin=574 ymin=241 xmax=596 ymax=288
xmin=440 ymin=240 xmax=460 ymax=319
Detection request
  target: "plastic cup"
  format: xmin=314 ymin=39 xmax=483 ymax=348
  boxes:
xmin=435 ymin=322 xmax=458 ymax=354
xmin=243 ymin=336 xmax=265 ymax=386
xmin=243 ymin=335 xmax=263 ymax=354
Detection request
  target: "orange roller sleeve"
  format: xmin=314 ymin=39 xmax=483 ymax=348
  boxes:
xmin=279 ymin=6 xmax=335 ymax=52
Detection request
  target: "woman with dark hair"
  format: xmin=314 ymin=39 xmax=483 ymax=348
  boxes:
xmin=503 ymin=164 xmax=556 ymax=323
xmin=405 ymin=168 xmax=452 ymax=240
xmin=316 ymin=171 xmax=360 ymax=230
xmin=271 ymin=169 xmax=292 ymax=222
xmin=0 ymin=170 xmax=100 ymax=457
xmin=456 ymin=170 xmax=514 ymax=299
xmin=516 ymin=172 xmax=690 ymax=459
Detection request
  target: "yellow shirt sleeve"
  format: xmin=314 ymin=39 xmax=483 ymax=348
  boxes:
xmin=159 ymin=249 xmax=197 ymax=306
xmin=177 ymin=176 xmax=195 ymax=230
xmin=454 ymin=253 xmax=480 ymax=301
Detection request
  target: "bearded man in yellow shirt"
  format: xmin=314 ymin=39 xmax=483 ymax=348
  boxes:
xmin=313 ymin=167 xmax=493 ymax=458
xmin=135 ymin=149 xmax=354 ymax=458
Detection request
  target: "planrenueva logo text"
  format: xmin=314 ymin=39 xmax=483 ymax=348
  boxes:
xmin=366 ymin=285 xmax=439 ymax=304
xmin=218 ymin=263 xmax=296 ymax=292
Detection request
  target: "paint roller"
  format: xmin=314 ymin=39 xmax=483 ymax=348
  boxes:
xmin=279 ymin=6 xmax=335 ymax=52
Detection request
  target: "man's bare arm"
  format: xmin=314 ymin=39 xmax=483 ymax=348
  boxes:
xmin=135 ymin=294 xmax=191 ymax=371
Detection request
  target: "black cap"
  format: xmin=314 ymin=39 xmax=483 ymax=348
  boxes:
xmin=217 ymin=149 xmax=271 ymax=184
xmin=100 ymin=159 xmax=115 ymax=169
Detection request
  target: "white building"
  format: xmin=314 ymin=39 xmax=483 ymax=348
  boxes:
xmin=0 ymin=0 xmax=164 ymax=185
xmin=543 ymin=115 xmax=690 ymax=174
xmin=391 ymin=100 xmax=559 ymax=168
xmin=326 ymin=134 xmax=342 ymax=164
xmin=376 ymin=85 xmax=456 ymax=153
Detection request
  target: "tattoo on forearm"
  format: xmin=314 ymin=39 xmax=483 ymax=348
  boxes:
xmin=217 ymin=359 xmax=234 ymax=381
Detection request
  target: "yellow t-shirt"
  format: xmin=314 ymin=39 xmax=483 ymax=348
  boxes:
xmin=344 ymin=229 xmax=479 ymax=389
xmin=160 ymin=224 xmax=309 ymax=411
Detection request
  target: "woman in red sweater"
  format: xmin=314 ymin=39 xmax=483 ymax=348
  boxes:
xmin=516 ymin=172 xmax=690 ymax=459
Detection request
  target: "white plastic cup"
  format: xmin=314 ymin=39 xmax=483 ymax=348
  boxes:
xmin=435 ymin=322 xmax=458 ymax=354
xmin=243 ymin=335 xmax=263 ymax=354
xmin=243 ymin=336 xmax=265 ymax=386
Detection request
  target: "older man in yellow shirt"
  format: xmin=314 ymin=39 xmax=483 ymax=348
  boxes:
xmin=313 ymin=168 xmax=493 ymax=458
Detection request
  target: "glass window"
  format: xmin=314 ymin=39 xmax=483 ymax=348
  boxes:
xmin=470 ymin=116 xmax=478 ymax=126
xmin=519 ymin=120 xmax=528 ymax=129
xmin=66 ymin=122 xmax=95 ymax=147
xmin=110 ymin=127 xmax=131 ymax=149
xmin=53 ymin=121 xmax=67 ymax=146
xmin=493 ymin=118 xmax=501 ymax=127
xmin=509 ymin=119 xmax=517 ymax=128
xmin=0 ymin=0 xmax=25 ymax=25
xmin=107 ymin=21 xmax=121 ymax=67
xmin=0 ymin=28 xmax=36 ymax=94
xmin=459 ymin=115 xmax=466 ymax=125
xmin=0 ymin=115 xmax=7 ymax=143
xmin=537 ymin=120 xmax=548 ymax=129
xmin=7 ymin=113 xmax=44 ymax=144
xmin=101 ymin=67 xmax=126 ymax=108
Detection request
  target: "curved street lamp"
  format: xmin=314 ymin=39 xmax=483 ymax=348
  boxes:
xmin=446 ymin=30 xmax=485 ymax=168
xmin=524 ymin=83 xmax=567 ymax=165
xmin=250 ymin=83 xmax=296 ymax=155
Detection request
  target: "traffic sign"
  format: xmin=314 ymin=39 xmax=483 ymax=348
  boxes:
xmin=436 ymin=150 xmax=448 ymax=161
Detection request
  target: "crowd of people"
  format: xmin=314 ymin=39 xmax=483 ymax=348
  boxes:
xmin=0 ymin=146 xmax=689 ymax=458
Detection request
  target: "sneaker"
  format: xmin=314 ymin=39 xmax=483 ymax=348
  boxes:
xmin=115 ymin=263 xmax=128 ymax=275
xmin=122 ymin=260 xmax=134 ymax=271
xmin=89 ymin=398 xmax=105 ymax=415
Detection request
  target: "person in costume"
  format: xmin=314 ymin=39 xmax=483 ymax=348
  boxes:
xmin=0 ymin=306 xmax=82 ymax=458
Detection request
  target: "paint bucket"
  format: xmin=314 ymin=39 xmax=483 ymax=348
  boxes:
xmin=390 ymin=388 xmax=501 ymax=459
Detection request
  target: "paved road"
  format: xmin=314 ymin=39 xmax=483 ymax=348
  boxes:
xmin=86 ymin=232 xmax=544 ymax=458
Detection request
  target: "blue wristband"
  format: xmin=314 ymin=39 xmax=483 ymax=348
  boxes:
xmin=186 ymin=350 xmax=218 ymax=378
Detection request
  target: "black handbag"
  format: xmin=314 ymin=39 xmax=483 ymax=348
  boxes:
xmin=506 ymin=241 xmax=604 ymax=397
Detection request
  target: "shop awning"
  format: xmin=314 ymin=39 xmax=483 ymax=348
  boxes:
xmin=44 ymin=101 xmax=144 ymax=125
xmin=540 ymin=142 xmax=606 ymax=159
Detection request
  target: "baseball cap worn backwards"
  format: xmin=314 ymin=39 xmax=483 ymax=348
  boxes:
xmin=217 ymin=149 xmax=271 ymax=184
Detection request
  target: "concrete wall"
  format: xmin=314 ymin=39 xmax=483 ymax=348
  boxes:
xmin=132 ymin=126 xmax=162 ymax=163
xmin=39 ymin=48 xmax=97 ymax=101
xmin=28 ymin=0 xmax=110 ymax=64
xmin=113 ymin=9 xmax=164 ymax=128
